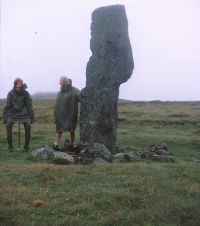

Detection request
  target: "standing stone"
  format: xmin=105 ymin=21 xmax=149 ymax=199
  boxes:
xmin=80 ymin=5 xmax=134 ymax=153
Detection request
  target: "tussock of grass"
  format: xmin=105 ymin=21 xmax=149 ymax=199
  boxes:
xmin=0 ymin=163 xmax=200 ymax=225
xmin=0 ymin=100 xmax=200 ymax=225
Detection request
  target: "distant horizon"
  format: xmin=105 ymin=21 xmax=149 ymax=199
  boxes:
xmin=30 ymin=91 xmax=200 ymax=102
xmin=1 ymin=90 xmax=200 ymax=102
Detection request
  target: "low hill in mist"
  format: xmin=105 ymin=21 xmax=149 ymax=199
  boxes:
xmin=32 ymin=92 xmax=133 ymax=103
xmin=32 ymin=92 xmax=57 ymax=100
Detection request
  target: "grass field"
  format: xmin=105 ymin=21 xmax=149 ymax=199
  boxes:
xmin=0 ymin=100 xmax=200 ymax=226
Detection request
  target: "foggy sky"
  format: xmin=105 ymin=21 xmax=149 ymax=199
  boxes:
xmin=1 ymin=0 xmax=200 ymax=100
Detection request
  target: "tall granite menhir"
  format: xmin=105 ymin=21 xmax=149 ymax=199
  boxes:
xmin=80 ymin=5 xmax=134 ymax=153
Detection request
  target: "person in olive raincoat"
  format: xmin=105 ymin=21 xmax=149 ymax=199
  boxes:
xmin=53 ymin=76 xmax=80 ymax=151
xmin=2 ymin=78 xmax=34 ymax=152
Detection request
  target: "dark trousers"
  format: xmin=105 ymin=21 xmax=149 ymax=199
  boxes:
xmin=6 ymin=122 xmax=31 ymax=147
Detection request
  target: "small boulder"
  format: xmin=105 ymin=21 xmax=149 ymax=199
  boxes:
xmin=140 ymin=150 xmax=154 ymax=160
xmin=155 ymin=148 xmax=171 ymax=156
xmin=113 ymin=153 xmax=126 ymax=162
xmin=151 ymin=155 xmax=175 ymax=163
xmin=54 ymin=152 xmax=74 ymax=164
xmin=93 ymin=143 xmax=113 ymax=162
xmin=31 ymin=146 xmax=54 ymax=159
xmin=140 ymin=144 xmax=175 ymax=162
xmin=79 ymin=143 xmax=113 ymax=164
xmin=124 ymin=152 xmax=138 ymax=162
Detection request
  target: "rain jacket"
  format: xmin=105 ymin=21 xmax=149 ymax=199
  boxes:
xmin=2 ymin=87 xmax=34 ymax=124
xmin=54 ymin=84 xmax=80 ymax=131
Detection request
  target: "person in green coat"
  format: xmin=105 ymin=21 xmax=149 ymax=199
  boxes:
xmin=2 ymin=78 xmax=34 ymax=152
xmin=53 ymin=76 xmax=80 ymax=151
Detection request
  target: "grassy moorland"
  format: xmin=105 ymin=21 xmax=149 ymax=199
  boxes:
xmin=0 ymin=99 xmax=200 ymax=226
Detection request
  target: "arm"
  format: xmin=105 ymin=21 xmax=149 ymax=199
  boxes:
xmin=53 ymin=104 xmax=57 ymax=124
xmin=2 ymin=92 xmax=12 ymax=124
xmin=25 ymin=92 xmax=34 ymax=123
xmin=54 ymin=92 xmax=60 ymax=123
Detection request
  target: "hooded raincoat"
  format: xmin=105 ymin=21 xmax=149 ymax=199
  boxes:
xmin=54 ymin=85 xmax=80 ymax=132
xmin=2 ymin=88 xmax=34 ymax=124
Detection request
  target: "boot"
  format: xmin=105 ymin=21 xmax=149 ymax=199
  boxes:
xmin=23 ymin=145 xmax=30 ymax=152
xmin=52 ymin=144 xmax=61 ymax=152
xmin=24 ymin=123 xmax=31 ymax=152
xmin=8 ymin=145 xmax=14 ymax=152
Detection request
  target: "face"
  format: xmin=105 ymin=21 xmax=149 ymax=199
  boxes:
xmin=60 ymin=77 xmax=69 ymax=86
xmin=15 ymin=82 xmax=23 ymax=91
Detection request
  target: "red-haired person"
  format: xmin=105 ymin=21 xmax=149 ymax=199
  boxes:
xmin=53 ymin=76 xmax=80 ymax=151
xmin=2 ymin=78 xmax=34 ymax=152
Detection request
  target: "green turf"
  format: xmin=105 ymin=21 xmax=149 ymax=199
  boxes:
xmin=0 ymin=100 xmax=200 ymax=226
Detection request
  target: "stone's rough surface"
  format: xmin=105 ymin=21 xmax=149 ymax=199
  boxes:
xmin=31 ymin=146 xmax=54 ymax=159
xmin=79 ymin=143 xmax=113 ymax=163
xmin=151 ymin=155 xmax=175 ymax=163
xmin=124 ymin=152 xmax=138 ymax=162
xmin=80 ymin=5 xmax=134 ymax=153
xmin=93 ymin=143 xmax=113 ymax=162
xmin=54 ymin=152 xmax=74 ymax=164
xmin=31 ymin=146 xmax=74 ymax=164
xmin=113 ymin=144 xmax=176 ymax=163
xmin=139 ymin=144 xmax=175 ymax=163
xmin=31 ymin=143 xmax=175 ymax=164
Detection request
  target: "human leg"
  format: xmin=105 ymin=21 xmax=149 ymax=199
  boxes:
xmin=70 ymin=131 xmax=75 ymax=145
xmin=53 ymin=132 xmax=62 ymax=151
xmin=23 ymin=122 xmax=31 ymax=151
xmin=6 ymin=122 xmax=14 ymax=151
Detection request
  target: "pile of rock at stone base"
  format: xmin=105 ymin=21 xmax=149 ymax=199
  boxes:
xmin=31 ymin=142 xmax=175 ymax=165
xmin=139 ymin=144 xmax=175 ymax=163
xmin=114 ymin=143 xmax=175 ymax=163
xmin=31 ymin=143 xmax=113 ymax=165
